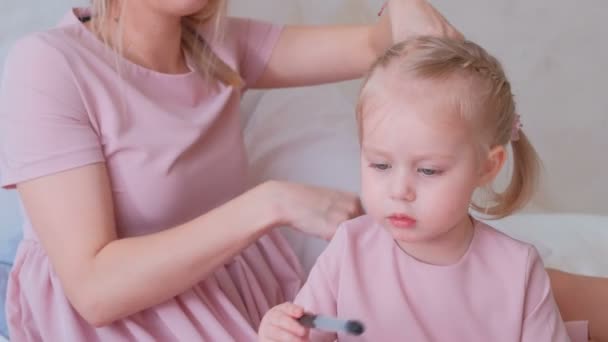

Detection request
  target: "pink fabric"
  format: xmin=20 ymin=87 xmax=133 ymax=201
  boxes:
xmin=565 ymin=321 xmax=589 ymax=342
xmin=295 ymin=215 xmax=578 ymax=341
xmin=1 ymin=8 xmax=304 ymax=341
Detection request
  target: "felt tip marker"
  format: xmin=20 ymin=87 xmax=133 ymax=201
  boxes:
xmin=298 ymin=313 xmax=365 ymax=336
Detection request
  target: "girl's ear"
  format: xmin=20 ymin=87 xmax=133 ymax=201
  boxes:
xmin=478 ymin=145 xmax=507 ymax=186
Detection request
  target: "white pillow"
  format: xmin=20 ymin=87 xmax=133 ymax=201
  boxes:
xmin=242 ymin=86 xmax=608 ymax=277
xmin=485 ymin=214 xmax=608 ymax=277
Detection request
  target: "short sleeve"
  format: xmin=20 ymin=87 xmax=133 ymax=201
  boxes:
xmin=294 ymin=225 xmax=349 ymax=342
xmin=0 ymin=34 xmax=104 ymax=189
xmin=521 ymin=247 xmax=572 ymax=342
xmin=227 ymin=17 xmax=283 ymax=89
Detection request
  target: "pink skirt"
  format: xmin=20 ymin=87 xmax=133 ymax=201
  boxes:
xmin=7 ymin=231 xmax=303 ymax=341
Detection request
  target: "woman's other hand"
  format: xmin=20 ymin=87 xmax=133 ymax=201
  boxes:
xmin=263 ymin=181 xmax=363 ymax=240
xmin=372 ymin=0 xmax=464 ymax=55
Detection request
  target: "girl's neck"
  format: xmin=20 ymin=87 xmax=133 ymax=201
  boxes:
xmin=95 ymin=3 xmax=188 ymax=74
xmin=396 ymin=216 xmax=475 ymax=266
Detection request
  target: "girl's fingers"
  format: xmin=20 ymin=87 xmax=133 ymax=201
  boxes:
xmin=272 ymin=304 xmax=307 ymax=337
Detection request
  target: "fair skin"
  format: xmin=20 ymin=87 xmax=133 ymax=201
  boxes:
xmin=548 ymin=270 xmax=607 ymax=341
xmin=259 ymin=76 xmax=507 ymax=341
xmin=17 ymin=0 xmax=461 ymax=327
xmin=359 ymin=88 xmax=484 ymax=265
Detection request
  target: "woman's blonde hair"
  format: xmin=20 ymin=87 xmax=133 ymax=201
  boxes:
xmin=90 ymin=0 xmax=243 ymax=87
xmin=356 ymin=36 xmax=541 ymax=219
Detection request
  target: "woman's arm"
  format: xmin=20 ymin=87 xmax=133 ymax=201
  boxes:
xmin=253 ymin=24 xmax=379 ymax=88
xmin=18 ymin=163 xmax=360 ymax=327
xmin=254 ymin=0 xmax=461 ymax=89
xmin=18 ymin=163 xmax=276 ymax=326
xmin=548 ymin=269 xmax=608 ymax=341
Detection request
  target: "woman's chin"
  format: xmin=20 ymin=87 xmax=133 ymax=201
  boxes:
xmin=160 ymin=0 xmax=210 ymax=18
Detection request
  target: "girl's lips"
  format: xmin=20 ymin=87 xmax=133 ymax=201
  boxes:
xmin=387 ymin=214 xmax=417 ymax=229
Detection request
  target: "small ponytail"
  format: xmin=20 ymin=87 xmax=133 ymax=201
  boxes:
xmin=472 ymin=131 xmax=541 ymax=219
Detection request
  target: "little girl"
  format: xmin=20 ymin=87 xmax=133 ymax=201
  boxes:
xmin=258 ymin=36 xmax=579 ymax=341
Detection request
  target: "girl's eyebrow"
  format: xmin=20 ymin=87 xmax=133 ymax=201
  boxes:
xmin=362 ymin=145 xmax=456 ymax=162
xmin=361 ymin=145 xmax=392 ymax=158
xmin=412 ymin=154 xmax=456 ymax=163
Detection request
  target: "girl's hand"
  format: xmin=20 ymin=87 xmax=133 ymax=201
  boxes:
xmin=259 ymin=302 xmax=309 ymax=342
xmin=373 ymin=0 xmax=463 ymax=54
xmin=265 ymin=181 xmax=363 ymax=240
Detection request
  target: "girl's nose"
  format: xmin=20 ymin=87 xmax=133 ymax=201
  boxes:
xmin=391 ymin=175 xmax=416 ymax=202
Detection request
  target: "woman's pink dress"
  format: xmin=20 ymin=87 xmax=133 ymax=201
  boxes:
xmin=0 ymin=8 xmax=303 ymax=341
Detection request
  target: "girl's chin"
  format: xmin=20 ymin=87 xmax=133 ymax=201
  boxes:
xmin=386 ymin=226 xmax=433 ymax=244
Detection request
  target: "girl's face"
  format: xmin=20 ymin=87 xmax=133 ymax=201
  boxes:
xmin=359 ymin=76 xmax=487 ymax=249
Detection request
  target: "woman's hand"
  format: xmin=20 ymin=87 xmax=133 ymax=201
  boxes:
xmin=372 ymin=0 xmax=463 ymax=55
xmin=264 ymin=181 xmax=363 ymax=240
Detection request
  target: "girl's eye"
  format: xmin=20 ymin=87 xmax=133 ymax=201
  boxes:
xmin=370 ymin=163 xmax=391 ymax=171
xmin=418 ymin=168 xmax=440 ymax=176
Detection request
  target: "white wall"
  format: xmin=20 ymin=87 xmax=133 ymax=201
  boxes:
xmin=1 ymin=0 xmax=606 ymax=243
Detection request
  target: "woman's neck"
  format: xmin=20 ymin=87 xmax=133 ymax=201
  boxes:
xmin=99 ymin=3 xmax=189 ymax=74
xmin=396 ymin=216 xmax=475 ymax=266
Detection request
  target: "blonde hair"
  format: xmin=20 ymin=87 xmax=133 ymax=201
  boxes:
xmin=357 ymin=36 xmax=541 ymax=219
xmin=90 ymin=0 xmax=243 ymax=87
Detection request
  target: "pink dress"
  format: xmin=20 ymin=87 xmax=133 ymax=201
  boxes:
xmin=0 ymin=8 xmax=303 ymax=341
xmin=295 ymin=215 xmax=581 ymax=341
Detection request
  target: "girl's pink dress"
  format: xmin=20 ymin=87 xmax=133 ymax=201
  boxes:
xmin=295 ymin=216 xmax=586 ymax=342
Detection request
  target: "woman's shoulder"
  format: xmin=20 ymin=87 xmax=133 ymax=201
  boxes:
xmin=8 ymin=31 xmax=68 ymax=62
xmin=4 ymin=20 xmax=92 ymax=82
xmin=12 ymin=9 xmax=91 ymax=56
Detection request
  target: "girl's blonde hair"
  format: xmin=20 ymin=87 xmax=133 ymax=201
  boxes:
xmin=90 ymin=0 xmax=243 ymax=87
xmin=357 ymin=36 xmax=541 ymax=219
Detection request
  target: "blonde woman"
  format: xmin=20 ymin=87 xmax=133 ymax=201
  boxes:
xmin=0 ymin=0 xmax=461 ymax=340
